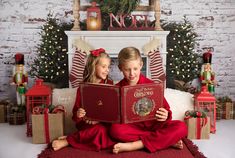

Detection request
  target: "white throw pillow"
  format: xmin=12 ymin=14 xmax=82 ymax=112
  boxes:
xmin=52 ymin=88 xmax=78 ymax=135
xmin=164 ymin=88 xmax=194 ymax=121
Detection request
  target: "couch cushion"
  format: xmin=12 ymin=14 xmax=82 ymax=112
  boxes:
xmin=165 ymin=88 xmax=194 ymax=121
xmin=52 ymin=88 xmax=78 ymax=135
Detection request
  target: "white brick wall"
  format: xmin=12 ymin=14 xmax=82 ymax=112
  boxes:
xmin=0 ymin=0 xmax=234 ymax=102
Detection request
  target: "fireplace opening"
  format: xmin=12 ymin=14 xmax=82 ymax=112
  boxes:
xmin=109 ymin=55 xmax=149 ymax=83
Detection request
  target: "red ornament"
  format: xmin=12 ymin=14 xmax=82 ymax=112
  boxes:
xmin=86 ymin=2 xmax=102 ymax=31
xmin=194 ymin=85 xmax=216 ymax=133
xmin=25 ymin=79 xmax=52 ymax=137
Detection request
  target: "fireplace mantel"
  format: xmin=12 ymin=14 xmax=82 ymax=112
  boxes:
xmin=66 ymin=30 xmax=169 ymax=74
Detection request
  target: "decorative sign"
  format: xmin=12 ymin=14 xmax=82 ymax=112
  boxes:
xmin=108 ymin=13 xmax=154 ymax=31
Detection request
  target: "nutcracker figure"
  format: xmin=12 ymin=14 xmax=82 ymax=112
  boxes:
xmin=200 ymin=49 xmax=216 ymax=94
xmin=11 ymin=53 xmax=28 ymax=106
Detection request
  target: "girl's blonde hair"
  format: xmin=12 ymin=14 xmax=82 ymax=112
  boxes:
xmin=83 ymin=52 xmax=110 ymax=83
xmin=118 ymin=47 xmax=143 ymax=69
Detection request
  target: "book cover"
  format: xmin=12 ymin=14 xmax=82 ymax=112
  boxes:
xmin=80 ymin=82 xmax=163 ymax=123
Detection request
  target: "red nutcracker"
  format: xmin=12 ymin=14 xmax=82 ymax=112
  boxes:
xmin=11 ymin=53 xmax=28 ymax=106
xmin=200 ymin=49 xmax=216 ymax=94
xmin=200 ymin=63 xmax=215 ymax=93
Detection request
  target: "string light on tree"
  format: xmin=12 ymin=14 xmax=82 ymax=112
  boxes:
xmin=164 ymin=17 xmax=202 ymax=85
xmin=29 ymin=13 xmax=69 ymax=87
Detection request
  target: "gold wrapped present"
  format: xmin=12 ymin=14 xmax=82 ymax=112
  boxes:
xmin=32 ymin=112 xmax=64 ymax=144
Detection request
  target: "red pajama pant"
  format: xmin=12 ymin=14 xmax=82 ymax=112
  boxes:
xmin=110 ymin=120 xmax=187 ymax=153
xmin=66 ymin=123 xmax=115 ymax=151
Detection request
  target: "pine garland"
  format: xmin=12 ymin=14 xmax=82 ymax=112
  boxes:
xmin=93 ymin=0 xmax=140 ymax=30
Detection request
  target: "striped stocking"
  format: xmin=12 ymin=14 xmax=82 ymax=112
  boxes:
xmin=69 ymin=49 xmax=87 ymax=88
xmin=148 ymin=50 xmax=166 ymax=83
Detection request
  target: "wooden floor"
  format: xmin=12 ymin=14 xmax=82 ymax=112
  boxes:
xmin=0 ymin=120 xmax=235 ymax=158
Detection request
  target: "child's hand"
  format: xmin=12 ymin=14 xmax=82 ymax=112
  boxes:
xmin=155 ymin=108 xmax=168 ymax=121
xmin=77 ymin=108 xmax=86 ymax=118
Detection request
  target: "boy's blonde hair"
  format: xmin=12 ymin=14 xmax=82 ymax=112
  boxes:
xmin=83 ymin=52 xmax=110 ymax=83
xmin=118 ymin=47 xmax=143 ymax=69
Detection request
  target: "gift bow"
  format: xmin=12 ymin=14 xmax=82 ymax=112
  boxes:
xmin=184 ymin=110 xmax=208 ymax=127
xmin=32 ymin=105 xmax=65 ymax=114
xmin=90 ymin=48 xmax=106 ymax=57
xmin=184 ymin=110 xmax=208 ymax=139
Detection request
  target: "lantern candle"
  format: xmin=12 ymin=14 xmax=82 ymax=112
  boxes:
xmin=25 ymin=79 xmax=52 ymax=136
xmin=194 ymin=86 xmax=216 ymax=133
xmin=86 ymin=2 xmax=102 ymax=31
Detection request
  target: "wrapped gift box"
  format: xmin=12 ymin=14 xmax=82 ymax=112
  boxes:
xmin=233 ymin=102 xmax=235 ymax=119
xmin=222 ymin=102 xmax=233 ymax=120
xmin=32 ymin=113 xmax=64 ymax=144
xmin=0 ymin=104 xmax=5 ymax=123
xmin=185 ymin=117 xmax=210 ymax=139
xmin=216 ymin=103 xmax=223 ymax=120
xmin=9 ymin=112 xmax=25 ymax=125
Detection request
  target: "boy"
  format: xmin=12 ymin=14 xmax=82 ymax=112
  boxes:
xmin=110 ymin=47 xmax=187 ymax=154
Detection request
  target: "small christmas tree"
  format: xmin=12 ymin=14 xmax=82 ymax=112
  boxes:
xmin=163 ymin=18 xmax=202 ymax=92
xmin=30 ymin=13 xmax=72 ymax=87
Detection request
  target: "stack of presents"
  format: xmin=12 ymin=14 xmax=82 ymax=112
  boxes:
xmin=0 ymin=79 xmax=67 ymax=144
xmin=0 ymin=100 xmax=25 ymax=125
xmin=0 ymin=53 xmax=71 ymax=144
xmin=184 ymin=88 xmax=235 ymax=140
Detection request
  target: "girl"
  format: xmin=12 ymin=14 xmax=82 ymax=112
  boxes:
xmin=52 ymin=48 xmax=115 ymax=151
xmin=110 ymin=47 xmax=187 ymax=154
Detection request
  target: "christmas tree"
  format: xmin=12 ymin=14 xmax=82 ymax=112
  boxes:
xmin=163 ymin=18 xmax=202 ymax=91
xmin=29 ymin=13 xmax=72 ymax=87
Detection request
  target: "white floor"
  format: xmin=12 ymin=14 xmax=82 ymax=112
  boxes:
xmin=0 ymin=120 xmax=235 ymax=158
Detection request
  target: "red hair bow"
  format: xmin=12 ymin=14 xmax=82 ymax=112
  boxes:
xmin=90 ymin=48 xmax=105 ymax=57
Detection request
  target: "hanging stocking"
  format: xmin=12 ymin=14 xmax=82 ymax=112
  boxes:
xmin=148 ymin=50 xmax=166 ymax=83
xmin=69 ymin=49 xmax=87 ymax=88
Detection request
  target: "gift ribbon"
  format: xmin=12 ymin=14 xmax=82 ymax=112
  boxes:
xmin=196 ymin=117 xmax=208 ymax=139
xmin=43 ymin=108 xmax=50 ymax=143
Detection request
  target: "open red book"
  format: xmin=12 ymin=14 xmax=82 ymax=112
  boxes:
xmin=80 ymin=82 xmax=163 ymax=123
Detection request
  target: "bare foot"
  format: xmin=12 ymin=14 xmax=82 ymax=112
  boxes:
xmin=52 ymin=139 xmax=69 ymax=151
xmin=113 ymin=141 xmax=144 ymax=154
xmin=172 ymin=140 xmax=183 ymax=149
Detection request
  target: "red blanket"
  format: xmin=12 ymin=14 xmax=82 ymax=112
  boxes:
xmin=38 ymin=138 xmax=205 ymax=158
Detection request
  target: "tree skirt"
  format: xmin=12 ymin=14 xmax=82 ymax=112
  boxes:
xmin=38 ymin=138 xmax=206 ymax=158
